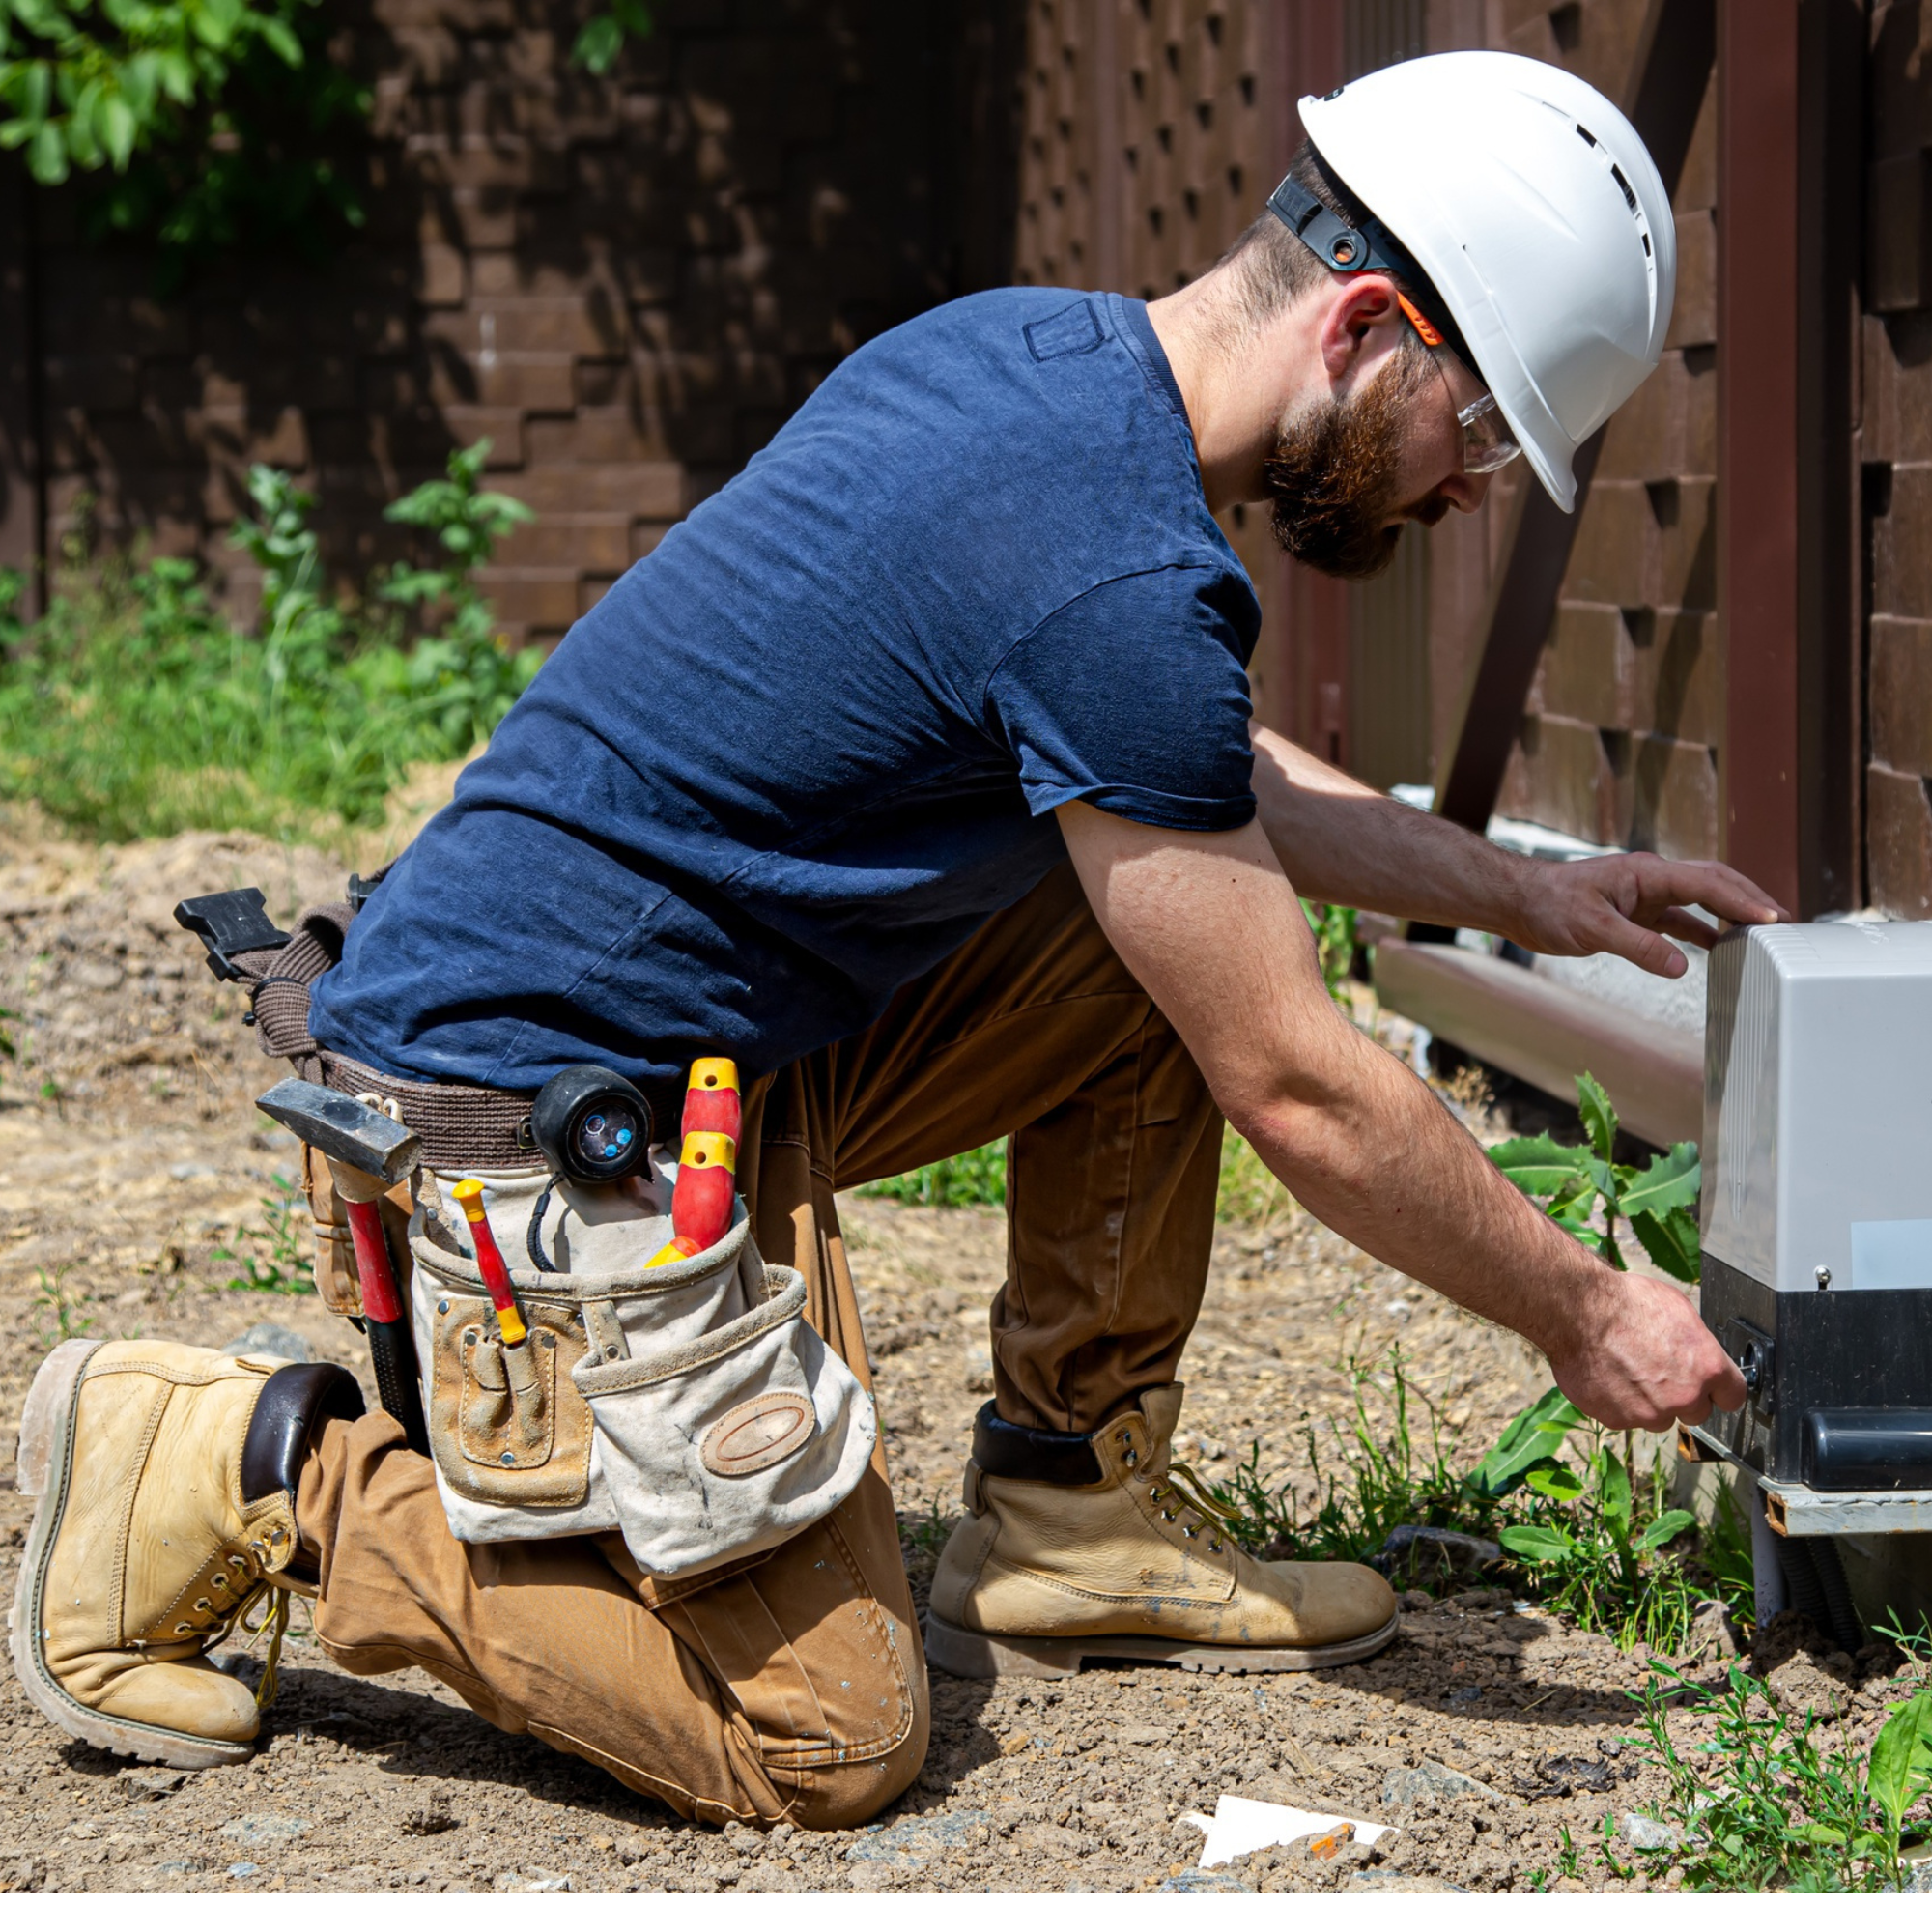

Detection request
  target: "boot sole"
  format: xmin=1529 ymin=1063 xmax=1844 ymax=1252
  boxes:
xmin=922 ymin=1608 xmax=1402 ymax=1680
xmin=8 ymin=1341 xmax=257 ymax=1770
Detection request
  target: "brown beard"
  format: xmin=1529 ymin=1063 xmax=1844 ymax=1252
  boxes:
xmin=1264 ymin=343 xmax=1438 ymax=580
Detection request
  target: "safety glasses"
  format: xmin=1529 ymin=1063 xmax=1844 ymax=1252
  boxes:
xmin=1457 ymin=391 xmax=1521 ymax=475
xmin=1393 ymin=289 xmax=1520 ymax=477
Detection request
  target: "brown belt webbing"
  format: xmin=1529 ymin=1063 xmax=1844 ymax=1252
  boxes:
xmin=231 ymin=902 xmax=543 ymax=1173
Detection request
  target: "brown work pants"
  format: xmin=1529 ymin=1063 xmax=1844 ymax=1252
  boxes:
xmin=298 ymin=864 xmax=1223 ymax=1826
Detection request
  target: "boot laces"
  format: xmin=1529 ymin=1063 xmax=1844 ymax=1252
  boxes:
xmin=167 ymin=1533 xmax=292 ymax=1712
xmin=1151 ymin=1459 xmax=1240 ymax=1555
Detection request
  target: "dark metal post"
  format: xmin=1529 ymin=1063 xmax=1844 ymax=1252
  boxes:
xmin=1718 ymin=0 xmax=1859 ymax=918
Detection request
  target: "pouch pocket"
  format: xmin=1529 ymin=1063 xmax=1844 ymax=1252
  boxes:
xmin=573 ymin=1262 xmax=876 ymax=1577
xmin=427 ymin=1292 xmax=593 ymax=1509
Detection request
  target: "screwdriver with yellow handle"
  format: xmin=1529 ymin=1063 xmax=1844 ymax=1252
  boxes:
xmin=451 ymin=1178 xmax=528 ymax=1345
xmin=647 ymin=1130 xmax=737 ymax=1266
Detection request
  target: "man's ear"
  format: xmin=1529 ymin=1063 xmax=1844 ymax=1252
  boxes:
xmin=1318 ymin=274 xmax=1403 ymax=384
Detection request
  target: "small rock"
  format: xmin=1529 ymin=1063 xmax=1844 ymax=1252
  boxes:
xmin=964 ymin=1343 xmax=994 ymax=1393
xmin=843 ymin=1810 xmax=993 ymax=1868
xmin=120 ymin=1768 xmax=189 ymax=1800
xmin=220 ymin=1813 xmax=312 ymax=1849
xmin=1160 ymin=1870 xmax=1252 ymax=1893
xmin=1622 ymin=1813 xmax=1682 ymax=1852
xmin=170 ymin=1163 xmax=216 ymax=1181
xmin=227 ymin=1862 xmax=261 ymax=1879
xmin=400 ymin=1808 xmax=457 ymax=1836
xmin=494 ymin=1870 xmax=573 ymax=1893
xmin=1381 ymin=1760 xmax=1510 ymax=1814
xmin=221 ymin=1321 xmax=314 ymax=1363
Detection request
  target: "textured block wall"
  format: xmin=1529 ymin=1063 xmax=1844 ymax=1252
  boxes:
xmin=1865 ymin=0 xmax=1932 ymax=918
xmin=6 ymin=0 xmax=1021 ymax=650
xmin=1491 ymin=0 xmax=1722 ymax=860
xmin=1010 ymin=0 xmax=1288 ymax=726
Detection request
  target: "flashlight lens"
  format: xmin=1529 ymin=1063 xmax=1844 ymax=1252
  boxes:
xmin=577 ymin=1101 xmax=640 ymax=1167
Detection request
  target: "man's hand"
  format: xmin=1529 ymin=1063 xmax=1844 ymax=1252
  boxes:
xmin=1543 ymin=1271 xmax=1747 ymax=1430
xmin=1502 ymin=852 xmax=1787 ymax=981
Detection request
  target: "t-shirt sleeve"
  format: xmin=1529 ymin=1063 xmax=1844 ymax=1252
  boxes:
xmin=983 ymin=564 xmax=1258 ymax=832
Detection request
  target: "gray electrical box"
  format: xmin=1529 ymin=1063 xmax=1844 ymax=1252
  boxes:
xmin=1697 ymin=921 xmax=1932 ymax=1493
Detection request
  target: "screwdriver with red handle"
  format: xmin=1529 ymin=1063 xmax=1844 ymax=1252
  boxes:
xmin=451 ymin=1178 xmax=528 ymax=1345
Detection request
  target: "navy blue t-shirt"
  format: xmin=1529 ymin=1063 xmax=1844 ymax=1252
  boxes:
xmin=308 ymin=289 xmax=1262 ymax=1093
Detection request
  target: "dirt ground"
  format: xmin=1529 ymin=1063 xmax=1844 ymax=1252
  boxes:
xmin=0 ymin=812 xmax=1918 ymax=1894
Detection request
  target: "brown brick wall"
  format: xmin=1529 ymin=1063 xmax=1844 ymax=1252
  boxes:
xmin=5 ymin=0 xmax=1024 ymax=649
xmin=1493 ymin=0 xmax=1722 ymax=861
xmin=1865 ymin=0 xmax=1932 ymax=917
xmin=1011 ymin=0 xmax=1287 ymax=728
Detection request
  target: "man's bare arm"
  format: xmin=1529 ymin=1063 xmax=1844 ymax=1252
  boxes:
xmin=1249 ymin=724 xmax=1787 ymax=978
xmin=1057 ymin=800 xmax=1747 ymax=1431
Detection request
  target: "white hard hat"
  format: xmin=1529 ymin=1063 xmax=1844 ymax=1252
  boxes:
xmin=1287 ymin=51 xmax=1675 ymax=513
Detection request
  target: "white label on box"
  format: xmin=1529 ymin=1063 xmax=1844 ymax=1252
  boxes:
xmin=1851 ymin=1219 xmax=1932 ymax=1291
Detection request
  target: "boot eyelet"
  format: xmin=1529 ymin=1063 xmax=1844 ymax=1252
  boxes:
xmin=1123 ymin=1449 xmax=1138 ymax=1468
xmin=1160 ymin=1509 xmax=1176 ymax=1522
xmin=174 ymin=1622 xmax=192 ymax=1634
xmin=1180 ymin=1525 xmax=1197 ymax=1540
xmin=1209 ymin=1539 xmax=1224 ymax=1553
xmin=194 ymin=1598 xmax=213 ymax=1612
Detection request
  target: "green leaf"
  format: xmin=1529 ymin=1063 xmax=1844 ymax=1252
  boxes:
xmin=1632 ymin=1204 xmax=1701 ymax=1284
xmin=571 ymin=13 xmax=623 ymax=73
xmin=1623 ymin=1142 xmax=1702 ymax=1219
xmin=1599 ymin=1450 xmax=1633 ymax=1532
xmin=1577 ymin=1071 xmax=1617 ymax=1162
xmin=97 ymin=88 xmax=135 ymax=168
xmin=1466 ymin=1386 xmax=1586 ymax=1498
xmin=1500 ymin=1523 xmax=1576 ymax=1564
xmin=1633 ymin=1508 xmax=1697 ymax=1552
xmin=1868 ymin=1692 xmax=1932 ymax=1829
xmin=257 ymin=14 xmax=301 ymax=66
xmin=1525 ymin=1463 xmax=1585 ymax=1502
xmin=25 ymin=114 xmax=63 ymax=180
xmin=1488 ymin=1133 xmax=1592 ymax=1199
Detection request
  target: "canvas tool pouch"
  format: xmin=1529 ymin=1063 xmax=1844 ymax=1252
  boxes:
xmin=409 ymin=1164 xmax=876 ymax=1575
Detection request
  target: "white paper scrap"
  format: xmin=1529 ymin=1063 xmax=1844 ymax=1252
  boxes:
xmin=1183 ymin=1793 xmax=1397 ymax=1870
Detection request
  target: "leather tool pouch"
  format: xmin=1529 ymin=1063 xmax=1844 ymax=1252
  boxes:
xmin=408 ymin=1169 xmax=876 ymax=1574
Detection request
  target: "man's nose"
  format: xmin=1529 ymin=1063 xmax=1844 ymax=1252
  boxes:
xmin=1438 ymin=466 xmax=1492 ymax=515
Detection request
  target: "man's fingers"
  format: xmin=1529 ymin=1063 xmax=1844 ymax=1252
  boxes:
xmin=1647 ymin=859 xmax=1791 ymax=927
xmin=1707 ymin=1355 xmax=1747 ymax=1413
xmin=1594 ymin=913 xmax=1689 ymax=980
xmin=1653 ymin=907 xmax=1721 ymax=949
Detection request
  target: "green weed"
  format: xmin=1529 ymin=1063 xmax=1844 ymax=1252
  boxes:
xmin=858 ymin=1140 xmax=1009 ymax=1208
xmin=1189 ymin=1356 xmax=1735 ymax=1651
xmin=1626 ymin=1662 xmax=1932 ymax=1891
xmin=1188 ymin=1351 xmax=1498 ymax=1578
xmin=0 ymin=450 xmax=538 ymax=844
xmin=1217 ymin=1126 xmax=1296 ymax=1226
xmin=30 ymin=1266 xmax=91 ymax=1348
xmin=1300 ymin=897 xmax=1359 ymax=1009
xmin=213 ymin=1175 xmax=316 ymax=1295
xmin=1489 ymin=1071 xmax=1701 ymax=1281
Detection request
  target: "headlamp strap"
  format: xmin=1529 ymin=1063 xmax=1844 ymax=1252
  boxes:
xmin=1265 ymin=171 xmax=1479 ymax=376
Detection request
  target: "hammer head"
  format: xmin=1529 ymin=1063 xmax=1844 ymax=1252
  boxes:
xmin=258 ymin=1078 xmax=421 ymax=1185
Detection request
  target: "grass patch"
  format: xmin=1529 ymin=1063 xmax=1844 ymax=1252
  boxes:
xmin=858 ymin=1139 xmax=1009 ymax=1208
xmin=0 ymin=445 xmax=539 ymax=844
xmin=1610 ymin=1662 xmax=1932 ymax=1891
xmin=1183 ymin=1352 xmax=1744 ymax=1655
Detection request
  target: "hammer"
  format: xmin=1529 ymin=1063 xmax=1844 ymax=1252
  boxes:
xmin=257 ymin=1077 xmax=431 ymax=1456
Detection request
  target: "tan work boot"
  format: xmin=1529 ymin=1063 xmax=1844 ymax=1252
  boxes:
xmin=924 ymin=1385 xmax=1398 ymax=1677
xmin=10 ymin=1339 xmax=364 ymax=1767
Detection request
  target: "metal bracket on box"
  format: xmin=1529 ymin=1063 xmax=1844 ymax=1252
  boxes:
xmin=1684 ymin=1420 xmax=1932 ymax=1536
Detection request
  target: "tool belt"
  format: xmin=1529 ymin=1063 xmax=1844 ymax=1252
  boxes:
xmin=198 ymin=886 xmax=875 ymax=1575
